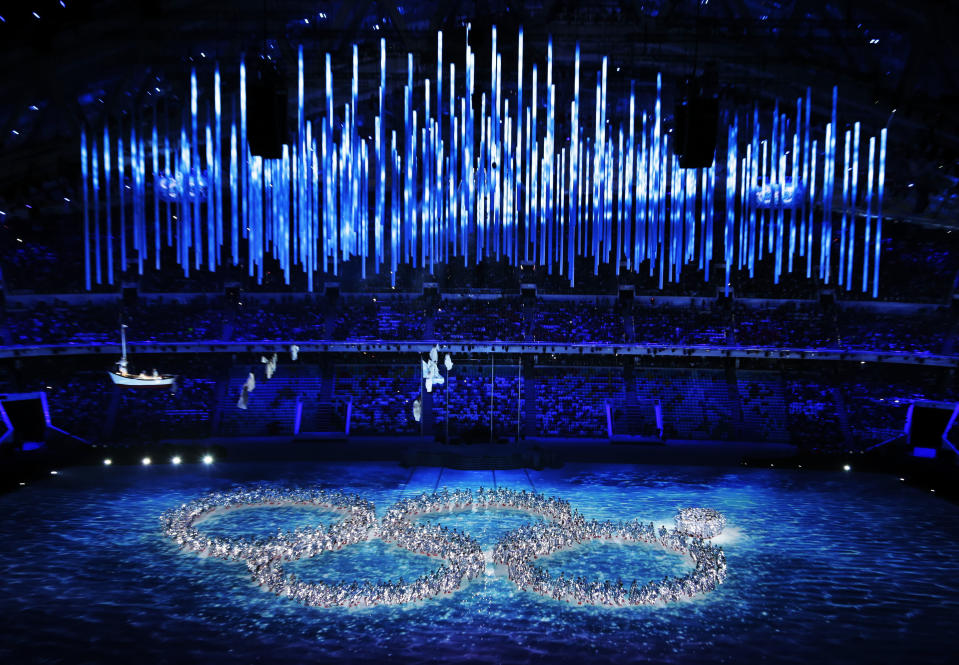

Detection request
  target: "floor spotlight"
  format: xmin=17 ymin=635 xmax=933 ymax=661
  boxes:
xmin=843 ymin=464 xmax=851 ymax=472
xmin=50 ymin=470 xmax=59 ymax=475
xmin=202 ymin=454 xmax=214 ymax=465
xmin=171 ymin=456 xmax=182 ymax=465
xmin=104 ymin=458 xmax=112 ymax=466
xmin=142 ymin=457 xmax=152 ymax=466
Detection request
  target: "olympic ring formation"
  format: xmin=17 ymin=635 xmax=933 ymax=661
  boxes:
xmin=161 ymin=487 xmax=728 ymax=608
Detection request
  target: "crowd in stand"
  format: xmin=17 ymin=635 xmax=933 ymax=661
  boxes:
xmin=41 ymin=372 xmax=114 ymax=441
xmin=433 ymin=298 xmax=525 ymax=342
xmin=113 ymin=376 xmax=216 ymax=441
xmin=432 ymin=371 xmax=524 ymax=440
xmin=231 ymin=301 xmax=326 ymax=342
xmin=2 ymin=291 xmax=956 ymax=356
xmin=4 ymin=351 xmax=955 ymax=454
xmin=4 ymin=302 xmax=117 ymax=346
xmin=532 ymin=301 xmax=625 ymax=343
xmin=842 ymin=384 xmax=911 ymax=447
xmin=785 ymin=378 xmax=846 ymax=451
xmin=536 ymin=368 xmax=624 ymax=437
xmin=737 ymin=374 xmax=790 ymax=442
xmin=332 ymin=298 xmax=423 ymax=341
xmin=732 ymin=302 xmax=836 ymax=348
xmin=632 ymin=300 xmax=730 ymax=345
xmin=124 ymin=301 xmax=225 ymax=342
xmin=333 ymin=364 xmax=420 ymax=435
xmin=635 ymin=369 xmax=736 ymax=440
xmin=837 ymin=307 xmax=951 ymax=354
xmin=876 ymin=224 xmax=959 ymax=303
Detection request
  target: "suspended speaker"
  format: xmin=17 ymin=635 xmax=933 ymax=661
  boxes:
xmin=121 ymin=286 xmax=138 ymax=307
xmin=247 ymin=61 xmax=288 ymax=159
xmin=674 ymin=95 xmax=719 ymax=169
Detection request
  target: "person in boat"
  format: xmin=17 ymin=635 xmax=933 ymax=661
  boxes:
xmin=118 ymin=358 xmax=129 ymax=376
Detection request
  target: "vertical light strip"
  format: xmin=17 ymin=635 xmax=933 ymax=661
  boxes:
xmin=840 ymin=128 xmax=850 ymax=287
xmin=821 ymin=124 xmax=831 ymax=282
xmin=164 ymin=131 xmax=172 ymax=247
xmin=758 ymin=140 xmax=766 ymax=262
xmin=808 ymin=139 xmax=817 ymax=282
xmin=206 ymin=118 xmax=214 ymax=272
xmin=152 ymin=112 xmax=161 ymax=269
xmin=118 ymin=132 xmax=126 ymax=272
xmin=516 ymin=29 xmax=524 ymax=267
xmin=789 ymin=112 xmax=799 ymax=274
xmin=81 ymin=130 xmax=90 ymax=290
xmin=104 ymin=124 xmax=113 ymax=284
xmin=706 ymin=162 xmax=715 ymax=278
xmin=802 ymin=89 xmax=811 ymax=266
xmin=92 ymin=137 xmax=101 ymax=283
xmin=652 ymin=74 xmax=661 ymax=278
xmin=191 ymin=67 xmax=200 ymax=270
xmin=214 ymin=64 xmax=223 ymax=269
xmin=873 ymin=128 xmax=886 ymax=298
xmin=748 ymin=106 xmax=758 ymax=276
xmin=863 ymin=135 xmax=875 ymax=293
xmin=239 ymin=58 xmax=247 ymax=245
xmin=569 ymin=43 xmax=579 ymax=285
xmin=625 ymin=83 xmax=634 ymax=272
xmin=637 ymin=111 xmax=647 ymax=269
xmin=724 ymin=118 xmax=737 ymax=296
xmin=230 ymin=112 xmax=238 ymax=265
xmin=847 ymin=122 xmax=859 ymax=288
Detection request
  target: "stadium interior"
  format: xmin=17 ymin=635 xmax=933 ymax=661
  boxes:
xmin=2 ymin=1 xmax=959 ymax=663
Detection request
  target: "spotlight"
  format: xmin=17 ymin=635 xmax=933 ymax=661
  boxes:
xmin=171 ymin=456 xmax=182 ymax=465
xmin=899 ymin=477 xmax=905 ymax=482
xmin=50 ymin=470 xmax=59 ymax=475
xmin=202 ymin=454 xmax=214 ymax=465
xmin=142 ymin=457 xmax=152 ymax=466
xmin=103 ymin=458 xmax=112 ymax=466
xmin=843 ymin=464 xmax=851 ymax=472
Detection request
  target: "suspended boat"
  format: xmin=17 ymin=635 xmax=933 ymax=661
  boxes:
xmin=108 ymin=325 xmax=177 ymax=387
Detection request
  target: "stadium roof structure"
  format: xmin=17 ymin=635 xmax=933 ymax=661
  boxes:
xmin=1 ymin=0 xmax=957 ymax=293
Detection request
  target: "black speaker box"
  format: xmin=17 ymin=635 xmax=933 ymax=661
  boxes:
xmin=674 ymin=96 xmax=719 ymax=169
xmin=225 ymin=285 xmax=240 ymax=305
xmin=122 ymin=286 xmax=138 ymax=307
xmin=247 ymin=62 xmax=288 ymax=159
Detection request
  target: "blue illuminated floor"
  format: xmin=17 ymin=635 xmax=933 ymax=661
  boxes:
xmin=1 ymin=462 xmax=958 ymax=664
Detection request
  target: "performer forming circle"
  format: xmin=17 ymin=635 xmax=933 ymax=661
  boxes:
xmin=162 ymin=487 xmax=728 ymax=608
xmin=160 ymin=487 xmax=376 ymax=562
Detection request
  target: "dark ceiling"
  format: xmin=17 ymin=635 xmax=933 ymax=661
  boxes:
xmin=1 ymin=0 xmax=957 ymax=222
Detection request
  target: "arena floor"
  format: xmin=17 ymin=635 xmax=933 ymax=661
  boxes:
xmin=1 ymin=460 xmax=957 ymax=664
